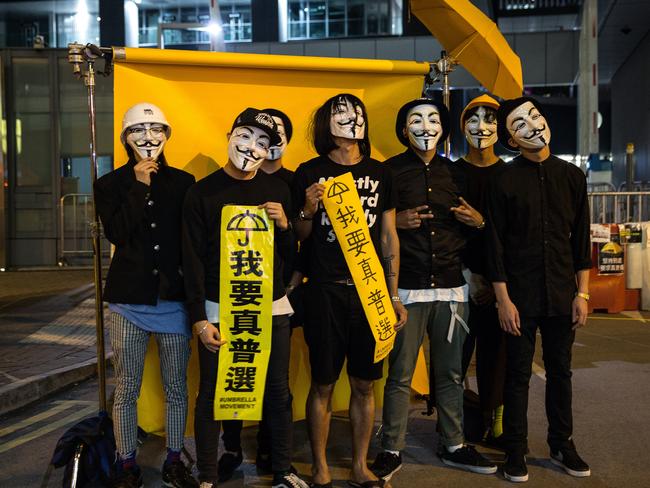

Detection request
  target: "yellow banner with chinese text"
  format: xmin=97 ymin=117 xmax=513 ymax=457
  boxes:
xmin=215 ymin=205 xmax=274 ymax=421
xmin=321 ymin=172 xmax=396 ymax=363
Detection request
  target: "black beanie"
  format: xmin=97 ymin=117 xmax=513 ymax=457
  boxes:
xmin=395 ymin=98 xmax=450 ymax=147
xmin=262 ymin=108 xmax=293 ymax=143
xmin=496 ymin=96 xmax=547 ymax=151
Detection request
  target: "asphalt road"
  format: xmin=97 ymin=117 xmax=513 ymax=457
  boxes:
xmin=0 ymin=312 xmax=648 ymax=487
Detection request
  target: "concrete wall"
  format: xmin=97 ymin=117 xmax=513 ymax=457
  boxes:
xmin=611 ymin=32 xmax=650 ymax=185
xmin=225 ymin=31 xmax=580 ymax=87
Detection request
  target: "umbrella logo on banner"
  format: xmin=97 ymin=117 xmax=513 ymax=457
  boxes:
xmin=226 ymin=209 xmax=269 ymax=246
xmin=326 ymin=181 xmax=350 ymax=204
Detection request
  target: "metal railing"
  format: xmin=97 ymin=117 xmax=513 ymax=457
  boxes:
xmin=588 ymin=191 xmax=650 ymax=224
xmin=58 ymin=193 xmax=110 ymax=265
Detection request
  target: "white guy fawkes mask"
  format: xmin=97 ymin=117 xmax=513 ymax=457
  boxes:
xmin=406 ymin=104 xmax=442 ymax=151
xmin=228 ymin=125 xmax=271 ymax=172
xmin=506 ymin=101 xmax=551 ymax=150
xmin=330 ymin=96 xmax=366 ymax=140
xmin=125 ymin=123 xmax=168 ymax=161
xmin=464 ymin=106 xmax=498 ymax=149
xmin=266 ymin=116 xmax=288 ymax=161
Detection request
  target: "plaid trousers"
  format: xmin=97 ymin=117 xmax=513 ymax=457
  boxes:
xmin=109 ymin=312 xmax=191 ymax=456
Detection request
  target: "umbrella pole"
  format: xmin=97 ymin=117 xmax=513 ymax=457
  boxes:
xmin=67 ymin=43 xmax=108 ymax=413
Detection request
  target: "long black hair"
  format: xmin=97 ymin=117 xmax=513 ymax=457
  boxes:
xmin=310 ymin=93 xmax=371 ymax=158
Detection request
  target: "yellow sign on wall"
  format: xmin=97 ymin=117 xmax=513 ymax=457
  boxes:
xmin=321 ymin=172 xmax=396 ymax=362
xmin=215 ymin=205 xmax=274 ymax=421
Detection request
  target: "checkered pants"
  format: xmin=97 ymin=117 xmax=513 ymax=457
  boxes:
xmin=109 ymin=312 xmax=191 ymax=456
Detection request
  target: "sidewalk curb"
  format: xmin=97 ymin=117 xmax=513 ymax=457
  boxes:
xmin=0 ymin=353 xmax=112 ymax=417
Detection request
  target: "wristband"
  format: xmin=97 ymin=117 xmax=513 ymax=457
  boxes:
xmin=195 ymin=322 xmax=209 ymax=336
xmin=576 ymin=292 xmax=590 ymax=301
xmin=390 ymin=295 xmax=401 ymax=302
xmin=299 ymin=208 xmax=313 ymax=221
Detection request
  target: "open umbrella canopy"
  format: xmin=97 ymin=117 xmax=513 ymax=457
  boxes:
xmin=411 ymin=0 xmax=523 ymax=100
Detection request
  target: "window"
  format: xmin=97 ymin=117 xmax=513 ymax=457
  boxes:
xmin=287 ymin=0 xmax=399 ymax=40
xmin=220 ymin=1 xmax=252 ymax=42
xmin=139 ymin=1 xmax=252 ymax=47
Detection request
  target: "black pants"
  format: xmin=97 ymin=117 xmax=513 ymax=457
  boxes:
xmin=221 ymin=417 xmax=271 ymax=456
xmin=502 ymin=315 xmax=575 ymax=454
xmin=194 ymin=315 xmax=293 ymax=481
xmin=462 ymin=301 xmax=507 ymax=422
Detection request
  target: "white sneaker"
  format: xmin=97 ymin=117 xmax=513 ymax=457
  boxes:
xmin=272 ymin=472 xmax=310 ymax=488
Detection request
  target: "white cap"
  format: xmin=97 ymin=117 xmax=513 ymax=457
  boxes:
xmin=120 ymin=102 xmax=171 ymax=144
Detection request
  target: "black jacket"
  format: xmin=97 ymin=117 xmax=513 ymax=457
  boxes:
xmin=387 ymin=149 xmax=471 ymax=290
xmin=94 ymin=160 xmax=195 ymax=304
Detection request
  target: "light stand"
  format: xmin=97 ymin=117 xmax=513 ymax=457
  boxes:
xmin=67 ymin=43 xmax=113 ymax=412
xmin=426 ymin=51 xmax=458 ymax=158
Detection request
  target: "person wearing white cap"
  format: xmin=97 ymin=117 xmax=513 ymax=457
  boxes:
xmin=95 ymin=102 xmax=198 ymax=488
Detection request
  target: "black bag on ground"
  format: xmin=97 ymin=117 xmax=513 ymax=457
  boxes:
xmin=41 ymin=410 xmax=116 ymax=487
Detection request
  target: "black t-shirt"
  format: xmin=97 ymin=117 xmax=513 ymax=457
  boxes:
xmin=456 ymin=157 xmax=505 ymax=275
xmin=265 ymin=166 xmax=295 ymax=285
xmin=292 ymin=155 xmax=397 ymax=282
xmin=182 ymin=169 xmax=295 ymax=324
xmin=266 ymin=167 xmax=294 ymax=188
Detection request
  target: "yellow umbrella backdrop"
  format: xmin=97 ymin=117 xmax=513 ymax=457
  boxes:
xmin=113 ymin=48 xmax=431 ymax=434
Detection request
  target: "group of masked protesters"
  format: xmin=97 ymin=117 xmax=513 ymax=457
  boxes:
xmin=95 ymin=93 xmax=591 ymax=488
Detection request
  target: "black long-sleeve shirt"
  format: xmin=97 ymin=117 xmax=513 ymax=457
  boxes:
xmin=457 ymin=157 xmax=505 ymax=275
xmin=182 ymin=169 xmax=295 ymax=325
xmin=387 ymin=149 xmax=471 ymax=290
xmin=486 ymin=154 xmax=592 ymax=317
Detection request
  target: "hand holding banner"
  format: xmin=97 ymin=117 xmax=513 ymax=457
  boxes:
xmin=215 ymin=205 xmax=274 ymax=421
xmin=321 ymin=172 xmax=397 ymax=362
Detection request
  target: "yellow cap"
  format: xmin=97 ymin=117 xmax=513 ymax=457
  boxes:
xmin=460 ymin=94 xmax=500 ymax=131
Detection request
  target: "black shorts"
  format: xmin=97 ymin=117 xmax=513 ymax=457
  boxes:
xmin=303 ymin=282 xmax=383 ymax=384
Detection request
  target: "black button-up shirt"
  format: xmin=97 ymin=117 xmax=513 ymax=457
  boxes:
xmin=387 ymin=149 xmax=470 ymax=290
xmin=486 ymin=154 xmax=592 ymax=317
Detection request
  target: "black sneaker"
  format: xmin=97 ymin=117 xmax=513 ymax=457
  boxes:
xmin=272 ymin=471 xmax=310 ymax=488
xmin=217 ymin=449 xmax=243 ymax=482
xmin=110 ymin=467 xmax=144 ymax=488
xmin=370 ymin=451 xmax=403 ymax=480
xmin=438 ymin=444 xmax=497 ymax=474
xmin=256 ymin=450 xmax=272 ymax=474
xmin=482 ymin=432 xmax=506 ymax=451
xmin=503 ymin=452 xmax=528 ymax=483
xmin=550 ymin=442 xmax=591 ymax=477
xmin=162 ymin=460 xmax=199 ymax=488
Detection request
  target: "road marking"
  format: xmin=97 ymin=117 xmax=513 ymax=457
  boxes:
xmin=0 ymin=370 xmax=20 ymax=382
xmin=621 ymin=311 xmax=647 ymax=322
xmin=589 ymin=316 xmax=647 ymax=322
xmin=0 ymin=405 xmax=97 ymax=454
xmin=0 ymin=401 xmax=73 ymax=438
